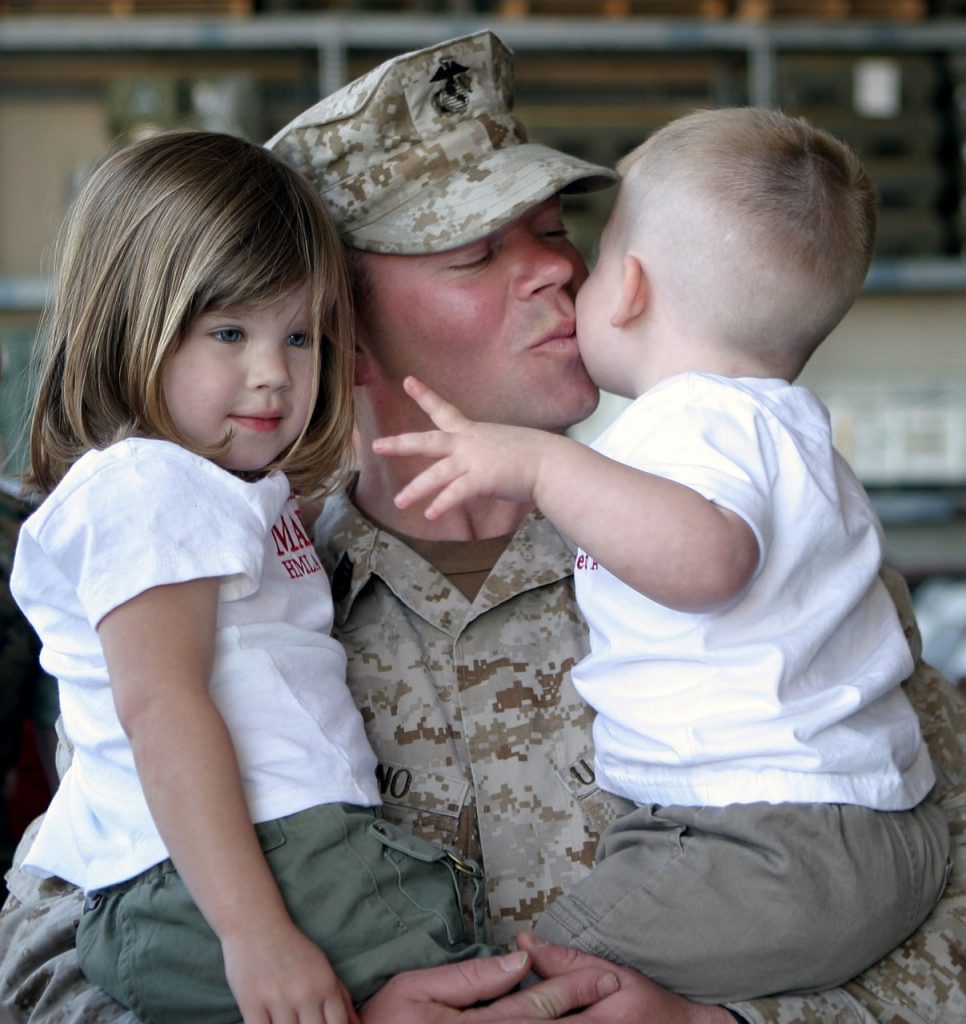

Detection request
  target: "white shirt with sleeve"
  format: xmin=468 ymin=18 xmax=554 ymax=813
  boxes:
xmin=572 ymin=372 xmax=934 ymax=812
xmin=11 ymin=438 xmax=379 ymax=892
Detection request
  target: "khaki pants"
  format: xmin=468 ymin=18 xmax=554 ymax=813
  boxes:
xmin=534 ymin=797 xmax=951 ymax=1004
xmin=77 ymin=804 xmax=493 ymax=1024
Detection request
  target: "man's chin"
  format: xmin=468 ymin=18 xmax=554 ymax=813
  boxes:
xmin=528 ymin=386 xmax=600 ymax=435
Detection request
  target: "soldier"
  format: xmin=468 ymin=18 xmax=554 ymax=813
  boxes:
xmin=2 ymin=31 xmax=963 ymax=1024
xmin=0 ymin=484 xmax=34 ymax=885
xmin=0 ymin=476 xmax=57 ymax=906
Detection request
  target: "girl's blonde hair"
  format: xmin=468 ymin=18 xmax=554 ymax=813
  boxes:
xmin=27 ymin=129 xmax=355 ymax=499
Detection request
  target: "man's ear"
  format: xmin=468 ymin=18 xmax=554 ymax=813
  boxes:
xmin=353 ymin=339 xmax=379 ymax=386
xmin=610 ymin=255 xmax=648 ymax=328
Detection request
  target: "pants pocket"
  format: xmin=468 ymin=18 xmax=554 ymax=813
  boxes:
xmin=367 ymin=817 xmax=487 ymax=946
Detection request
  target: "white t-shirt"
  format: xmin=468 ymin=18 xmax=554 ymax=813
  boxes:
xmin=572 ymin=373 xmax=934 ymax=811
xmin=12 ymin=439 xmax=379 ymax=892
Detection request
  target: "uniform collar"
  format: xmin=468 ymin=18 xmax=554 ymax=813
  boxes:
xmin=314 ymin=489 xmax=574 ymax=635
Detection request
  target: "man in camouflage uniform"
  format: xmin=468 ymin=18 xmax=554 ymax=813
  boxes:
xmin=2 ymin=31 xmax=963 ymax=1024
xmin=0 ymin=482 xmax=50 ymax=902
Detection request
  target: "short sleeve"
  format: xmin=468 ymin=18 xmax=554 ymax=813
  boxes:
xmin=24 ymin=440 xmax=289 ymax=628
xmin=594 ymin=377 xmax=778 ymax=557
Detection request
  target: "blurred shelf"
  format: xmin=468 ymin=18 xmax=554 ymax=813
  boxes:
xmin=874 ymin=486 xmax=966 ymax=583
xmin=883 ymin=518 xmax=966 ymax=580
xmin=864 ymin=260 xmax=966 ymax=293
xmin=0 ymin=278 xmax=51 ymax=311
xmin=2 ymin=13 xmax=966 ymax=303
xmin=3 ymin=14 xmax=966 ymax=98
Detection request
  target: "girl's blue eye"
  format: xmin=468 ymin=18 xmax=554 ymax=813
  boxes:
xmin=213 ymin=328 xmax=243 ymax=344
xmin=288 ymin=332 xmax=309 ymax=349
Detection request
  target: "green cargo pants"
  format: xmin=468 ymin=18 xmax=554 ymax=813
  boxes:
xmin=77 ymin=803 xmax=495 ymax=1024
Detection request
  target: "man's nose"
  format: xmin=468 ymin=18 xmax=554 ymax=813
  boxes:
xmin=515 ymin=232 xmax=582 ymax=297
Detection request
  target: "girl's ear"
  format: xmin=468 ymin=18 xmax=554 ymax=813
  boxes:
xmin=610 ymin=255 xmax=649 ymax=328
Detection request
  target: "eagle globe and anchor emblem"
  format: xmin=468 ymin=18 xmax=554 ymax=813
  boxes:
xmin=430 ymin=58 xmax=472 ymax=115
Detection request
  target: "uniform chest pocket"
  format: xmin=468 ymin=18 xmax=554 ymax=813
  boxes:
xmin=374 ymin=761 xmax=471 ymax=850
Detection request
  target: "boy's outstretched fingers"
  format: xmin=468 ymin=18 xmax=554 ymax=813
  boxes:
xmin=400 ymin=376 xmax=471 ymax=431
xmin=370 ymin=377 xmax=462 ymax=467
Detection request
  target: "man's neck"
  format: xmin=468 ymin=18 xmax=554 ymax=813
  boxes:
xmin=353 ymin=449 xmax=530 ymax=542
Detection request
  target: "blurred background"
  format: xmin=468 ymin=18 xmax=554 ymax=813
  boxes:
xmin=1 ymin=0 xmax=965 ymax=888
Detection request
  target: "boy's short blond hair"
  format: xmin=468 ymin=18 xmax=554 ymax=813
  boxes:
xmin=615 ymin=107 xmax=877 ymax=377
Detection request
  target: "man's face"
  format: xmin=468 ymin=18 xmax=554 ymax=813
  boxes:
xmin=354 ymin=197 xmax=599 ymax=434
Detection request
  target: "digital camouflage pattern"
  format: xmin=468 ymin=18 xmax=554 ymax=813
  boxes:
xmin=265 ymin=31 xmax=617 ymax=255
xmin=322 ymin=498 xmax=965 ymax=1024
xmin=319 ymin=494 xmax=636 ymax=942
xmin=0 ymin=493 xmax=963 ymax=1021
xmin=321 ymin=497 xmax=966 ymax=1024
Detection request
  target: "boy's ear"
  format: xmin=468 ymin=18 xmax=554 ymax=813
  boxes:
xmin=610 ymin=255 xmax=648 ymax=328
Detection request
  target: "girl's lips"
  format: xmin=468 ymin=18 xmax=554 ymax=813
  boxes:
xmin=231 ymin=414 xmax=283 ymax=433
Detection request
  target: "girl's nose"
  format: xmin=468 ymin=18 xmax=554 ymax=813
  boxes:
xmin=250 ymin=344 xmax=291 ymax=390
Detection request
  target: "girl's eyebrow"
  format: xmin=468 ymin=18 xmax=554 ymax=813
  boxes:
xmin=196 ymin=305 xmax=246 ymax=319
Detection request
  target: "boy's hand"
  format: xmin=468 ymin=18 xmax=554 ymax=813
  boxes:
xmin=224 ymin=923 xmax=359 ymax=1024
xmin=372 ymin=377 xmax=553 ymax=519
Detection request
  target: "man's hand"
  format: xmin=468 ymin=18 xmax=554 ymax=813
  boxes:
xmin=360 ymin=937 xmax=735 ymax=1024
xmin=372 ymin=376 xmax=554 ymax=519
xmin=516 ymin=932 xmax=736 ymax=1024
xmin=360 ymin=948 xmax=621 ymax=1024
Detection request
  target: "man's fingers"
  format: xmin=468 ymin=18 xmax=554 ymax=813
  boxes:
xmin=362 ymin=950 xmax=532 ymax=1019
xmin=515 ymin=930 xmax=600 ymax=978
xmin=465 ymin=967 xmax=620 ymax=1023
xmin=444 ymin=950 xmax=534 ymax=1004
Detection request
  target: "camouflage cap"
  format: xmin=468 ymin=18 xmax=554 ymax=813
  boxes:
xmin=265 ymin=31 xmax=618 ymax=254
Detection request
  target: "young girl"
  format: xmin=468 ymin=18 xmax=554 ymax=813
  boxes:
xmin=11 ymin=130 xmax=491 ymax=1024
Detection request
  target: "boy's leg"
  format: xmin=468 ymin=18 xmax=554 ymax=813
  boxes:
xmin=533 ymin=798 xmax=950 ymax=1004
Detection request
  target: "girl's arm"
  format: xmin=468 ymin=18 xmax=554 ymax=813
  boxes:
xmin=98 ymin=578 xmax=357 ymax=1024
xmin=373 ymin=377 xmax=758 ymax=614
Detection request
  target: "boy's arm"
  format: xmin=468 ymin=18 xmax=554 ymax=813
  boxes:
xmin=374 ymin=377 xmax=758 ymax=613
xmin=98 ymin=579 xmax=357 ymax=1024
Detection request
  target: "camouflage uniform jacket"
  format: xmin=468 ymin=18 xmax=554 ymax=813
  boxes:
xmin=0 ymin=493 xmax=962 ymax=1023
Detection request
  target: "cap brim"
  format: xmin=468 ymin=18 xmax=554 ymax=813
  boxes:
xmin=341 ymin=143 xmax=618 ymax=255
